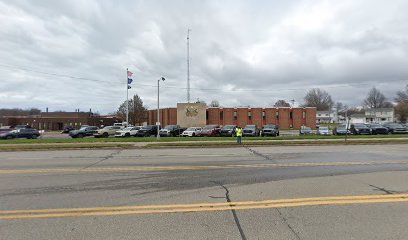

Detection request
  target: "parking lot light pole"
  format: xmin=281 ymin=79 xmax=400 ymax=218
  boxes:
xmin=157 ymin=77 xmax=165 ymax=139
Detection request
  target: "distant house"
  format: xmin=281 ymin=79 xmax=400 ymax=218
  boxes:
xmin=349 ymin=108 xmax=394 ymax=124
xmin=316 ymin=111 xmax=338 ymax=124
xmin=365 ymin=108 xmax=394 ymax=123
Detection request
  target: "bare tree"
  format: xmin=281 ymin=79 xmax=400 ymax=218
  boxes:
xmin=208 ymin=100 xmax=220 ymax=107
xmin=303 ymin=88 xmax=334 ymax=111
xmin=395 ymin=102 xmax=408 ymax=123
xmin=395 ymin=84 xmax=408 ymax=103
xmin=363 ymin=87 xmax=389 ymax=108
xmin=274 ymin=100 xmax=291 ymax=107
xmin=117 ymin=94 xmax=147 ymax=125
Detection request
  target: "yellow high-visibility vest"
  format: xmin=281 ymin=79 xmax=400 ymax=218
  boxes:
xmin=236 ymin=128 xmax=243 ymax=137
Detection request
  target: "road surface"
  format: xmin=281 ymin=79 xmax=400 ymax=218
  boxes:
xmin=1 ymin=144 xmax=408 ymax=239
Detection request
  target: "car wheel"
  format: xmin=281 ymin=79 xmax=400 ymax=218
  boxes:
xmin=103 ymin=132 xmax=109 ymax=138
xmin=6 ymin=135 xmax=13 ymax=140
xmin=192 ymin=133 xmax=195 ymax=137
xmin=125 ymin=133 xmax=130 ymax=137
xmin=78 ymin=134 xmax=84 ymax=138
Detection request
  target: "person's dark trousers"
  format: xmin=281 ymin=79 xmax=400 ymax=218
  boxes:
xmin=237 ymin=136 xmax=242 ymax=144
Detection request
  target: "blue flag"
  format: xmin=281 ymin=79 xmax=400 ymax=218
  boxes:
xmin=127 ymin=85 xmax=131 ymax=89
xmin=128 ymin=78 xmax=133 ymax=84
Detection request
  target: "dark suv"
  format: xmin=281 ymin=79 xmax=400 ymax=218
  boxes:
xmin=350 ymin=124 xmax=371 ymax=135
xmin=136 ymin=125 xmax=160 ymax=137
xmin=159 ymin=125 xmax=185 ymax=137
xmin=367 ymin=124 xmax=388 ymax=135
xmin=1 ymin=128 xmax=40 ymax=139
xmin=220 ymin=125 xmax=237 ymax=137
xmin=69 ymin=126 xmax=98 ymax=138
xmin=243 ymin=125 xmax=260 ymax=137
xmin=261 ymin=124 xmax=279 ymax=137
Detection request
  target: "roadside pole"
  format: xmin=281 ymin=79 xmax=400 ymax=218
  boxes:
xmin=126 ymin=68 xmax=129 ymax=125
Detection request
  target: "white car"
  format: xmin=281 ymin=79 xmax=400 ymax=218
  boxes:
xmin=317 ymin=126 xmax=331 ymax=136
xmin=115 ymin=126 xmax=142 ymax=137
xmin=181 ymin=127 xmax=202 ymax=137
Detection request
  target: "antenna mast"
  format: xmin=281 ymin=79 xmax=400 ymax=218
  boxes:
xmin=187 ymin=29 xmax=191 ymax=103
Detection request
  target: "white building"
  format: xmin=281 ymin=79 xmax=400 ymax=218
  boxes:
xmin=316 ymin=111 xmax=338 ymax=124
xmin=350 ymin=108 xmax=394 ymax=124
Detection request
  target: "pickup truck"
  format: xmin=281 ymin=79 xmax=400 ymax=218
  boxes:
xmin=159 ymin=125 xmax=186 ymax=137
xmin=69 ymin=126 xmax=98 ymax=138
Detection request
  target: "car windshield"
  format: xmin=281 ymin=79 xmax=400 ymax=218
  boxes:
xmin=370 ymin=124 xmax=382 ymax=128
xmin=186 ymin=128 xmax=196 ymax=131
xmin=164 ymin=125 xmax=176 ymax=129
xmin=319 ymin=127 xmax=328 ymax=130
xmin=222 ymin=125 xmax=235 ymax=130
xmin=302 ymin=127 xmax=311 ymax=130
xmin=103 ymin=126 xmax=112 ymax=129
xmin=204 ymin=125 xmax=216 ymax=129
xmin=245 ymin=125 xmax=256 ymax=129
xmin=79 ymin=127 xmax=87 ymax=131
xmin=354 ymin=124 xmax=368 ymax=128
xmin=387 ymin=124 xmax=403 ymax=127
xmin=141 ymin=126 xmax=153 ymax=129
xmin=123 ymin=127 xmax=133 ymax=131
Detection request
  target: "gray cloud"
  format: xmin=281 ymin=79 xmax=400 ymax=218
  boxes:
xmin=0 ymin=0 xmax=407 ymax=113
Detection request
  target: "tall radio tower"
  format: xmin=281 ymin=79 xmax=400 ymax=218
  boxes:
xmin=187 ymin=29 xmax=191 ymax=103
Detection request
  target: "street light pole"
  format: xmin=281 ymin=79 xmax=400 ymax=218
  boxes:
xmin=157 ymin=77 xmax=165 ymax=139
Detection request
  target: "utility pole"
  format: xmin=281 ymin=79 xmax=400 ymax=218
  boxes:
xmin=126 ymin=68 xmax=129 ymax=125
xmin=157 ymin=77 xmax=165 ymax=139
xmin=187 ymin=29 xmax=191 ymax=103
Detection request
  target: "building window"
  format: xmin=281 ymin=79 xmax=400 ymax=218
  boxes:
xmin=220 ymin=111 xmax=224 ymax=120
xmin=262 ymin=111 xmax=266 ymax=120
xmin=206 ymin=111 xmax=209 ymax=120
xmin=303 ymin=112 xmax=306 ymax=119
xmin=234 ymin=111 xmax=237 ymax=120
xmin=276 ymin=112 xmax=279 ymax=119
xmin=248 ymin=111 xmax=252 ymax=120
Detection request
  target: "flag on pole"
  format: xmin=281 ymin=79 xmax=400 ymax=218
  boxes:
xmin=127 ymin=70 xmax=133 ymax=77
xmin=128 ymin=85 xmax=131 ymax=89
xmin=127 ymin=78 xmax=133 ymax=84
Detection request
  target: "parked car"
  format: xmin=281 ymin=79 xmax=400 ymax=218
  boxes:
xmin=220 ymin=125 xmax=237 ymax=137
xmin=94 ymin=126 xmax=122 ymax=138
xmin=115 ymin=126 xmax=141 ymax=137
xmin=13 ymin=125 xmax=32 ymax=129
xmin=367 ymin=124 xmax=388 ymax=135
xmin=61 ymin=125 xmax=75 ymax=133
xmin=159 ymin=125 xmax=186 ymax=137
xmin=135 ymin=125 xmax=160 ymax=137
xmin=332 ymin=125 xmax=351 ymax=135
xmin=181 ymin=127 xmax=202 ymax=137
xmin=2 ymin=128 xmax=40 ymax=139
xmin=261 ymin=124 xmax=280 ymax=137
xmin=200 ymin=125 xmax=221 ymax=137
xmin=69 ymin=126 xmax=98 ymax=138
xmin=317 ymin=126 xmax=331 ymax=136
xmin=349 ymin=124 xmax=371 ymax=135
xmin=299 ymin=126 xmax=313 ymax=135
xmin=0 ymin=128 xmax=16 ymax=139
xmin=383 ymin=123 xmax=408 ymax=134
xmin=243 ymin=125 xmax=260 ymax=137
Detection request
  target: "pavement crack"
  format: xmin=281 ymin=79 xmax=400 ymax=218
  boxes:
xmin=369 ymin=184 xmax=404 ymax=195
xmin=244 ymin=146 xmax=277 ymax=163
xmin=275 ymin=208 xmax=302 ymax=240
xmin=212 ymin=181 xmax=247 ymax=240
xmin=79 ymin=150 xmax=122 ymax=171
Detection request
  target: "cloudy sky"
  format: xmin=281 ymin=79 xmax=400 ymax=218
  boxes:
xmin=0 ymin=0 xmax=407 ymax=114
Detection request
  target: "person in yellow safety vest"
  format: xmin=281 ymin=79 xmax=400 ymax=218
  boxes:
xmin=236 ymin=127 xmax=243 ymax=144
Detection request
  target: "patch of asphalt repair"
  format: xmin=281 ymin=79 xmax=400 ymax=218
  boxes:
xmin=79 ymin=149 xmax=123 ymax=171
xmin=211 ymin=181 xmax=248 ymax=240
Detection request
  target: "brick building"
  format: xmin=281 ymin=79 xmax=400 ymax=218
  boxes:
xmin=147 ymin=105 xmax=316 ymax=129
xmin=0 ymin=112 xmax=121 ymax=131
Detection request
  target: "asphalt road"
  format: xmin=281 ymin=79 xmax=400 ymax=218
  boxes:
xmin=1 ymin=144 xmax=408 ymax=239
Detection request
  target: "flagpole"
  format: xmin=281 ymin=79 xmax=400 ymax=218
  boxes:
xmin=126 ymin=68 xmax=129 ymax=125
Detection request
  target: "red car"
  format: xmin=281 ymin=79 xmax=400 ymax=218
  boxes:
xmin=199 ymin=125 xmax=221 ymax=137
